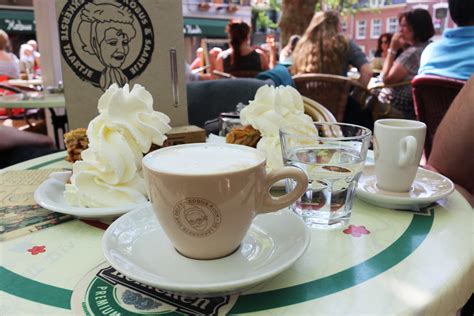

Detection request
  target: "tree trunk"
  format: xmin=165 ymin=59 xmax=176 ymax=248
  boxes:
xmin=279 ymin=0 xmax=318 ymax=47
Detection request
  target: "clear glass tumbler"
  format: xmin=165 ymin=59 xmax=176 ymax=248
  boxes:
xmin=280 ymin=122 xmax=372 ymax=229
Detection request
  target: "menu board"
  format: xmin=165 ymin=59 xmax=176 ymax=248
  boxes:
xmin=55 ymin=0 xmax=189 ymax=129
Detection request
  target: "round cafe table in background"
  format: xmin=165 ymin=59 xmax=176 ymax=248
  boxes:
xmin=0 ymin=92 xmax=67 ymax=148
xmin=1 ymin=152 xmax=473 ymax=315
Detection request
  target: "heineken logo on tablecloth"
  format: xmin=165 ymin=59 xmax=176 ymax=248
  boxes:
xmin=58 ymin=0 xmax=154 ymax=91
xmin=71 ymin=263 xmax=238 ymax=315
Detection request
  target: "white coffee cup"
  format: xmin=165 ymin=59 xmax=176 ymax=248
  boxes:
xmin=374 ymin=119 xmax=427 ymax=192
xmin=142 ymin=143 xmax=308 ymax=260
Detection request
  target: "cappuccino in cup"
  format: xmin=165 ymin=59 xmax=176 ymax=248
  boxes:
xmin=143 ymin=143 xmax=308 ymax=260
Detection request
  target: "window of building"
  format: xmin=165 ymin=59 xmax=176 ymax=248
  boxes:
xmin=387 ymin=17 xmax=398 ymax=33
xmin=412 ymin=4 xmax=428 ymax=10
xmin=371 ymin=19 xmax=381 ymax=38
xmin=357 ymin=20 xmax=366 ymax=39
xmin=369 ymin=0 xmax=385 ymax=7
xmin=341 ymin=20 xmax=347 ymax=33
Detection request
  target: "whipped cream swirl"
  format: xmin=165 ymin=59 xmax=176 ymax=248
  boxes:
xmin=64 ymin=84 xmax=171 ymax=208
xmin=240 ymin=85 xmax=317 ymax=170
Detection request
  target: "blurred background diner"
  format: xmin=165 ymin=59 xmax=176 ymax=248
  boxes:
xmin=378 ymin=8 xmax=435 ymax=120
xmin=372 ymin=33 xmax=393 ymax=71
xmin=0 ymin=30 xmax=20 ymax=80
xmin=215 ymin=20 xmax=269 ymax=78
xmin=290 ymin=10 xmax=372 ymax=87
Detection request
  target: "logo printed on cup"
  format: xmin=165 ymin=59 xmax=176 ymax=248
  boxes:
xmin=173 ymin=197 xmax=221 ymax=237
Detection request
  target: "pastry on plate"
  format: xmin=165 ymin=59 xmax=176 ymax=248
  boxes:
xmin=225 ymin=125 xmax=261 ymax=148
xmin=64 ymin=128 xmax=88 ymax=163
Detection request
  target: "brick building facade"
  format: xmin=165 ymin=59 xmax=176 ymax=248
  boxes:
xmin=342 ymin=0 xmax=455 ymax=58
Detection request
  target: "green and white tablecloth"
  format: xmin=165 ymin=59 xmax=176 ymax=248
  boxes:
xmin=1 ymin=152 xmax=473 ymax=315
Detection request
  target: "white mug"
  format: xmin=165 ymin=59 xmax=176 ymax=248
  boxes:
xmin=374 ymin=119 xmax=426 ymax=192
xmin=142 ymin=143 xmax=308 ymax=260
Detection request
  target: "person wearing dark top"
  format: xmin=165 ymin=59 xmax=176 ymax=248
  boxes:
xmin=372 ymin=33 xmax=393 ymax=70
xmin=215 ymin=21 xmax=269 ymax=77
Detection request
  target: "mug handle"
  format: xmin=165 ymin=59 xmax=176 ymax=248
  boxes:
xmin=398 ymin=136 xmax=417 ymax=167
xmin=257 ymin=166 xmax=308 ymax=214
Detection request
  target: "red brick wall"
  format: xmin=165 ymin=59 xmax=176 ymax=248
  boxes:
xmin=342 ymin=1 xmax=455 ymax=57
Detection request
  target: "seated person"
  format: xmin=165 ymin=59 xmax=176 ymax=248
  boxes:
xmin=380 ymin=9 xmax=434 ymax=119
xmin=290 ymin=11 xmax=373 ymax=129
xmin=0 ymin=30 xmax=20 ymax=79
xmin=0 ymin=125 xmax=55 ymax=168
xmin=427 ymin=75 xmax=474 ymax=206
xmin=418 ymin=0 xmax=474 ymax=80
xmin=190 ymin=47 xmax=204 ymax=70
xmin=19 ymin=44 xmax=35 ymax=78
xmin=215 ymin=21 xmax=269 ymax=77
xmin=279 ymin=35 xmax=300 ymax=66
xmin=290 ymin=11 xmax=373 ymax=87
xmin=372 ymin=33 xmax=393 ymax=71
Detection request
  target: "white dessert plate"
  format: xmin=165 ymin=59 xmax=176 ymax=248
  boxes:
xmin=102 ymin=203 xmax=310 ymax=297
xmin=356 ymin=165 xmax=454 ymax=210
xmin=34 ymin=171 xmax=149 ymax=218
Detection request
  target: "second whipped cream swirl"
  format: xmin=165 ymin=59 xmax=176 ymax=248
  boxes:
xmin=240 ymin=85 xmax=317 ymax=171
xmin=64 ymin=84 xmax=171 ymax=208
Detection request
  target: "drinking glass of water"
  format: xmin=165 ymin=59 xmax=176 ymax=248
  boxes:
xmin=280 ymin=122 xmax=372 ymax=229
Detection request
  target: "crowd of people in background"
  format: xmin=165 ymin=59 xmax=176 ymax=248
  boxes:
xmin=186 ymin=0 xmax=473 ymax=129
xmin=0 ymin=29 xmax=41 ymax=81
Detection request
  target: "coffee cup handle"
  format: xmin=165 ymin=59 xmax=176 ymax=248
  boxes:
xmin=398 ymin=136 xmax=417 ymax=167
xmin=257 ymin=166 xmax=308 ymax=214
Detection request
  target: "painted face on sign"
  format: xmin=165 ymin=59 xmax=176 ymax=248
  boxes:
xmin=99 ymin=28 xmax=130 ymax=68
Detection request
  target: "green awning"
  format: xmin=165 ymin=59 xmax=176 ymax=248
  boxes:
xmin=183 ymin=18 xmax=228 ymax=38
xmin=0 ymin=9 xmax=35 ymax=33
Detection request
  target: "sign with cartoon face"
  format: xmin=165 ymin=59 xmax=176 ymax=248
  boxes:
xmin=56 ymin=0 xmax=188 ymax=129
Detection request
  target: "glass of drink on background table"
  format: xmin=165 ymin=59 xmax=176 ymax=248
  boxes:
xmin=280 ymin=122 xmax=372 ymax=229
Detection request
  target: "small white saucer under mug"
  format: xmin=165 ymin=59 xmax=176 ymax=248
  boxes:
xmin=102 ymin=204 xmax=310 ymax=297
xmin=356 ymin=165 xmax=454 ymax=210
xmin=34 ymin=171 xmax=148 ymax=218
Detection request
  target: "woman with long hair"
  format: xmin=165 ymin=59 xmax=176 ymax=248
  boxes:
xmin=380 ymin=9 xmax=434 ymax=119
xmin=372 ymin=33 xmax=393 ymax=70
xmin=215 ymin=20 xmax=268 ymax=76
xmin=291 ymin=11 xmax=372 ymax=87
xmin=375 ymin=33 xmax=393 ymax=58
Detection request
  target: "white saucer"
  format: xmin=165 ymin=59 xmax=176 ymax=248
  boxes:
xmin=356 ymin=165 xmax=454 ymax=210
xmin=34 ymin=171 xmax=148 ymax=218
xmin=102 ymin=204 xmax=310 ymax=297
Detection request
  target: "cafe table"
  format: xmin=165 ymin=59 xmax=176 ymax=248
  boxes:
xmin=7 ymin=79 xmax=43 ymax=89
xmin=1 ymin=152 xmax=473 ymax=315
xmin=0 ymin=92 xmax=67 ymax=147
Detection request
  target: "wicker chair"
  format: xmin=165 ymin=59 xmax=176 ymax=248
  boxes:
xmin=292 ymin=74 xmax=357 ymax=122
xmin=302 ymin=96 xmax=336 ymax=123
xmin=412 ymin=75 xmax=466 ymax=158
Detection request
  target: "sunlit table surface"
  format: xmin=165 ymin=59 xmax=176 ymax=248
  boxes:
xmin=1 ymin=152 xmax=473 ymax=315
xmin=0 ymin=91 xmax=65 ymax=109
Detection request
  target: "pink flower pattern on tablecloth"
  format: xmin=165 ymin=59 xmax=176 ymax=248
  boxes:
xmin=343 ymin=225 xmax=370 ymax=237
xmin=27 ymin=245 xmax=46 ymax=255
